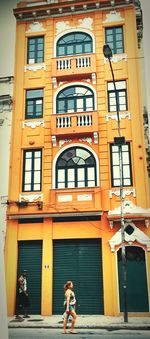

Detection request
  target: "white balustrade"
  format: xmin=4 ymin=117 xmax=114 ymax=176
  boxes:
xmin=57 ymin=59 xmax=71 ymax=70
xmin=77 ymin=114 xmax=92 ymax=126
xmin=56 ymin=116 xmax=72 ymax=128
xmin=76 ymin=57 xmax=91 ymax=68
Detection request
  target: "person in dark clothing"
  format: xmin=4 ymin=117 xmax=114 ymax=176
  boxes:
xmin=15 ymin=270 xmax=30 ymax=319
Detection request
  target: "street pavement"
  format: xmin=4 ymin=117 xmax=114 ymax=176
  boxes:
xmin=8 ymin=315 xmax=150 ymax=330
xmin=8 ymin=328 xmax=150 ymax=339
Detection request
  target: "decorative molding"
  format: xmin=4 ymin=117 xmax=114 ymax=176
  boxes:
xmin=52 ymin=135 xmax=57 ymax=147
xmin=108 ymin=200 xmax=150 ymax=219
xmin=78 ymin=18 xmax=93 ymax=30
xmin=56 ymin=21 xmax=71 ymax=35
xmin=93 ymin=132 xmax=98 ymax=144
xmin=92 ymin=73 xmax=96 ymax=84
xmin=109 ymin=188 xmax=136 ymax=199
xmin=79 ymin=137 xmax=92 ymax=145
xmin=24 ymin=63 xmax=46 ymax=72
xmin=109 ymin=222 xmax=150 ymax=252
xmin=52 ymin=77 xmax=57 ymax=88
xmin=19 ymin=194 xmax=43 ymax=202
xmin=145 ymin=219 xmax=149 ymax=228
xmin=103 ymin=10 xmax=124 ymax=23
xmin=22 ymin=120 xmax=45 ymax=129
xmin=26 ymin=22 xmax=46 ymax=33
xmin=106 ymin=112 xmax=131 ymax=121
xmin=59 ymin=139 xmax=72 ymax=147
xmin=77 ymin=194 xmax=92 ymax=201
xmin=58 ymin=195 xmax=72 ymax=202
xmin=104 ymin=54 xmax=127 ymax=64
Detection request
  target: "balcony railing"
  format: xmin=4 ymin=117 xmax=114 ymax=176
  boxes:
xmin=51 ymin=111 xmax=98 ymax=136
xmin=52 ymin=54 xmax=96 ymax=78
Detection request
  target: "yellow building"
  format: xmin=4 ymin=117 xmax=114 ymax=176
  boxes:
xmin=5 ymin=0 xmax=150 ymax=316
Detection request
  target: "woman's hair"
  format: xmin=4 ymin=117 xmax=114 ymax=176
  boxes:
xmin=64 ymin=281 xmax=72 ymax=291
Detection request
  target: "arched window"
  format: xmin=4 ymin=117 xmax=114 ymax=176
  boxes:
xmin=56 ymin=147 xmax=97 ymax=188
xmin=56 ymin=32 xmax=93 ymax=57
xmin=56 ymin=85 xmax=95 ymax=114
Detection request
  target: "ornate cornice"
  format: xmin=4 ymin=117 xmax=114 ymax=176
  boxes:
xmin=109 ymin=222 xmax=150 ymax=252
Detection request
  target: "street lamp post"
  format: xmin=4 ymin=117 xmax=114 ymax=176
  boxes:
xmin=103 ymin=44 xmax=128 ymax=323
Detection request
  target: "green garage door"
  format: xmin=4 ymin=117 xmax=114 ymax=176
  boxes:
xmin=118 ymin=246 xmax=149 ymax=312
xmin=53 ymin=239 xmax=104 ymax=315
xmin=17 ymin=240 xmax=42 ymax=314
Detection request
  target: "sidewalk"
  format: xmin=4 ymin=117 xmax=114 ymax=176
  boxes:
xmin=8 ymin=315 xmax=150 ymax=330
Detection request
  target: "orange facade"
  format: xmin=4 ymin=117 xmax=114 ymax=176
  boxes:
xmin=5 ymin=0 xmax=150 ymax=316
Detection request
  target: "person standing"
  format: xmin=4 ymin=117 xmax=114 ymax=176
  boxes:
xmin=63 ymin=281 xmax=77 ymax=334
xmin=16 ymin=270 xmax=30 ymax=319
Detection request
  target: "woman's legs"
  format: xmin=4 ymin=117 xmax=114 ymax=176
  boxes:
xmin=63 ymin=313 xmax=69 ymax=333
xmin=70 ymin=309 xmax=77 ymax=333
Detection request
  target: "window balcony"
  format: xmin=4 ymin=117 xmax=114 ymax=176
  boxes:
xmin=50 ymin=111 xmax=98 ymax=136
xmin=50 ymin=187 xmax=102 ymax=214
xmin=52 ymin=54 xmax=96 ymax=79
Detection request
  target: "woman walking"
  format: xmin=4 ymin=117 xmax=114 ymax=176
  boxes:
xmin=63 ymin=281 xmax=77 ymax=334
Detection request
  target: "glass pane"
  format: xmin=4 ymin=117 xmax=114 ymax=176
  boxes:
xmin=123 ymin=165 xmax=130 ymax=178
xmin=84 ymin=43 xmax=92 ymax=53
xmin=76 ymin=148 xmax=90 ymax=160
xmin=78 ymin=159 xmax=85 ymax=165
xmin=75 ymin=44 xmax=82 ymax=54
xmin=113 ymin=179 xmax=120 ymax=186
xmin=25 ymin=152 xmax=32 ymax=159
xmin=107 ymin=35 xmax=113 ymax=43
xmin=37 ymin=43 xmax=43 ymax=51
xmin=29 ymin=45 xmax=35 ymax=52
xmin=57 ymin=100 xmax=65 ymax=114
xmin=25 ymin=159 xmax=32 ymax=170
xmin=35 ymin=151 xmax=41 ymax=158
xmin=87 ymin=167 xmax=95 ymax=180
xmin=33 ymin=184 xmax=40 ymax=190
xmin=29 ymin=39 xmax=35 ymax=45
xmin=37 ymin=51 xmax=43 ymax=58
xmin=64 ymin=34 xmax=74 ymax=42
xmin=76 ymin=98 xmax=84 ymax=111
xmin=67 ymin=45 xmax=74 ymax=55
xmin=34 ymin=172 xmax=41 ymax=183
xmin=68 ymin=182 xmax=75 ymax=188
xmin=77 ymin=168 xmax=85 ymax=180
xmin=87 ymin=180 xmax=95 ymax=187
xmin=113 ymin=167 xmax=120 ymax=178
xmin=68 ymin=168 xmax=75 ymax=181
xmin=112 ymin=153 xmax=119 ymax=165
xmin=58 ymin=182 xmax=65 ymax=189
xmin=67 ymin=99 xmax=75 ymax=113
xmin=124 ymin=178 xmax=131 ymax=186
xmin=28 ymin=58 xmax=35 ymax=64
xmin=110 ymin=97 xmax=116 ymax=105
xmin=78 ymin=181 xmax=85 ymax=188
xmin=58 ymin=46 xmax=65 ymax=56
xmin=34 ymin=158 xmax=41 ymax=170
xmin=27 ymin=104 xmax=33 ymax=113
xmin=27 ymin=89 xmax=43 ymax=99
xmin=24 ymin=184 xmax=31 ymax=191
xmin=25 ymin=172 xmax=31 ymax=183
xmin=116 ymin=81 xmax=126 ymax=90
xmin=58 ymin=169 xmax=65 ymax=181
xmin=86 ymin=97 xmax=93 ymax=110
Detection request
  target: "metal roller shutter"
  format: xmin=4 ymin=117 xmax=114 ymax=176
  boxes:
xmin=17 ymin=240 xmax=42 ymax=314
xmin=53 ymin=238 xmax=104 ymax=315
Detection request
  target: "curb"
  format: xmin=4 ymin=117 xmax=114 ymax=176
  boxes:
xmin=8 ymin=324 xmax=150 ymax=331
